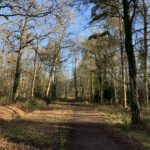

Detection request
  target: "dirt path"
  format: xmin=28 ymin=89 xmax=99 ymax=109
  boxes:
xmin=0 ymin=102 xmax=144 ymax=150
xmin=64 ymin=102 xmax=144 ymax=150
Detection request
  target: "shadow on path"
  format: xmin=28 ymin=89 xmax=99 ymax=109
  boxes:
xmin=64 ymin=102 xmax=144 ymax=150
xmin=0 ymin=102 xmax=145 ymax=150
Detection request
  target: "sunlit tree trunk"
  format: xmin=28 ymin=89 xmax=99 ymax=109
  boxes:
xmin=74 ymin=55 xmax=78 ymax=99
xmin=142 ymin=0 xmax=149 ymax=106
xmin=120 ymin=43 xmax=127 ymax=108
xmin=119 ymin=16 xmax=127 ymax=108
xmin=123 ymin=72 xmax=127 ymax=108
xmin=46 ymin=71 xmax=53 ymax=97
xmin=31 ymin=51 xmax=38 ymax=99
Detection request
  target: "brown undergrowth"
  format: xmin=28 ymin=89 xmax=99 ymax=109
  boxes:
xmin=0 ymin=101 xmax=73 ymax=150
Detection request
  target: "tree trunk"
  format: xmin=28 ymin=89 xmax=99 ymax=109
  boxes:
xmin=12 ymin=51 xmax=22 ymax=101
xmin=12 ymin=14 xmax=29 ymax=101
xmin=121 ymin=46 xmax=127 ymax=108
xmin=143 ymin=0 xmax=149 ymax=106
xmin=52 ymin=68 xmax=57 ymax=99
xmin=119 ymin=15 xmax=127 ymax=108
xmin=31 ymin=51 xmax=37 ymax=99
xmin=99 ymin=73 xmax=103 ymax=104
xmin=123 ymin=73 xmax=127 ymax=108
xmin=122 ymin=0 xmax=140 ymax=124
xmin=90 ymin=71 xmax=93 ymax=101
xmin=74 ymin=56 xmax=78 ymax=99
xmin=46 ymin=72 xmax=52 ymax=97
xmin=65 ymin=82 xmax=68 ymax=99
xmin=113 ymin=70 xmax=118 ymax=105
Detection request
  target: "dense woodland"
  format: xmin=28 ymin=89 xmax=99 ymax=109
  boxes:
xmin=0 ymin=0 xmax=150 ymax=126
xmin=0 ymin=1 xmax=150 ymax=150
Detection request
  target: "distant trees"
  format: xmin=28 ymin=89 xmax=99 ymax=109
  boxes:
xmin=0 ymin=0 xmax=73 ymax=101
xmin=72 ymin=0 xmax=143 ymax=124
xmin=0 ymin=0 xmax=150 ymax=125
xmin=9 ymin=1 xmax=36 ymax=100
xmin=138 ymin=0 xmax=150 ymax=105
xmin=82 ymin=34 xmax=117 ymax=103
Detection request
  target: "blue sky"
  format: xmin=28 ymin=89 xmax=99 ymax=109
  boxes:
xmin=62 ymin=6 xmax=92 ymax=78
xmin=0 ymin=0 xmax=93 ymax=78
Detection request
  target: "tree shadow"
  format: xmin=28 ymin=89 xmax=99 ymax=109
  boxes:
xmin=0 ymin=118 xmax=145 ymax=150
xmin=0 ymin=118 xmax=70 ymax=150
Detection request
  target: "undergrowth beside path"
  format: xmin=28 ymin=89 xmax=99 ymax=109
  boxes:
xmin=97 ymin=105 xmax=150 ymax=149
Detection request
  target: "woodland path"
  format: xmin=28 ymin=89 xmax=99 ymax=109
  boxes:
xmin=0 ymin=101 xmax=144 ymax=150
xmin=64 ymin=102 xmax=144 ymax=150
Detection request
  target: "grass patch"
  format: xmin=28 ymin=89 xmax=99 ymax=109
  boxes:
xmin=97 ymin=105 xmax=150 ymax=149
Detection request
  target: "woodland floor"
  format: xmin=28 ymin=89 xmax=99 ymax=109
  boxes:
xmin=0 ymin=101 xmax=146 ymax=150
